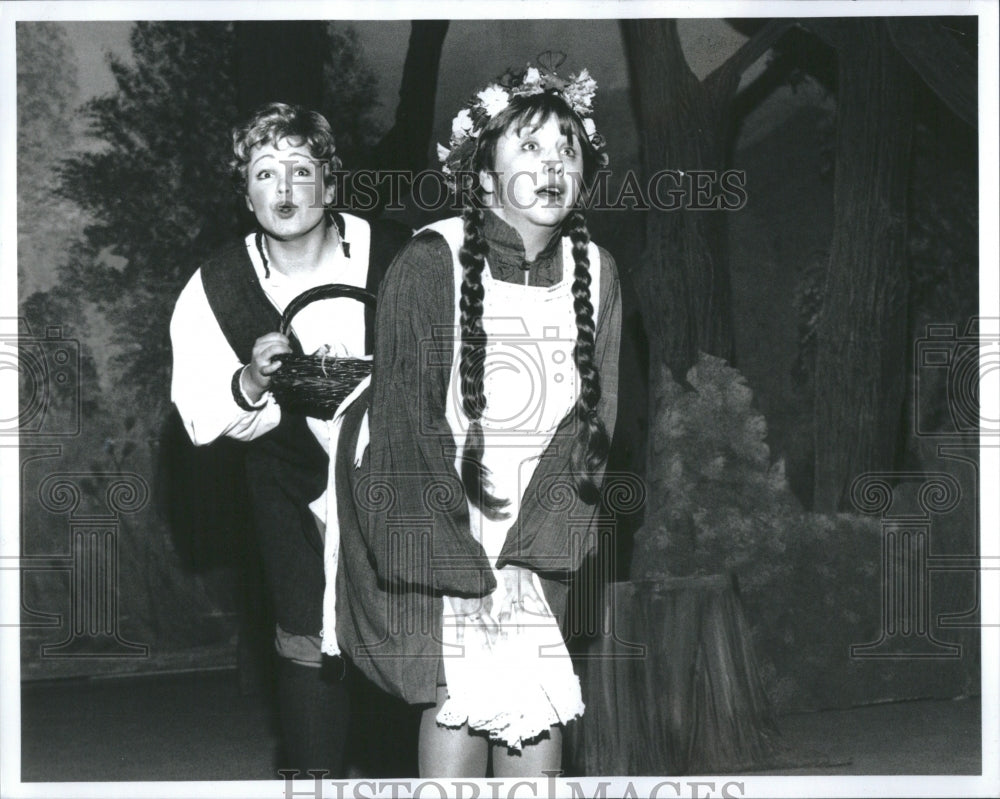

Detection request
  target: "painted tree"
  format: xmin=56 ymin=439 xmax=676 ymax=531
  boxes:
xmin=808 ymin=16 xmax=976 ymax=511
xmin=16 ymin=23 xmax=247 ymax=657
xmin=573 ymin=20 xmax=797 ymax=775
xmin=593 ymin=15 xmax=978 ymax=773
xmin=16 ymin=22 xmax=93 ymax=439
xmin=620 ymin=18 xmax=793 ymax=574
xmin=360 ymin=23 xmax=449 ymax=176
xmin=58 ymin=22 xmax=240 ymax=410
xmin=16 ymin=22 xmax=87 ymax=299
xmin=811 ymin=19 xmax=915 ymax=511
xmin=233 ymin=21 xmax=384 ymax=166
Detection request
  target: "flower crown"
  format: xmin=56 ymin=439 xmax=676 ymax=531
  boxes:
xmin=437 ymin=53 xmax=608 ymax=180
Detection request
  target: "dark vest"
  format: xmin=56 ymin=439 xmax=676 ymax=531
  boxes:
xmin=198 ymin=216 xmax=411 ymax=635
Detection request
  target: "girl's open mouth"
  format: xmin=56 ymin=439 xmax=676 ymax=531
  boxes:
xmin=275 ymin=202 xmax=297 ymax=217
xmin=535 ymin=185 xmax=564 ymax=204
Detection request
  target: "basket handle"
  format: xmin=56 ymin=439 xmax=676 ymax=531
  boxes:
xmin=279 ymin=283 xmax=377 ymax=338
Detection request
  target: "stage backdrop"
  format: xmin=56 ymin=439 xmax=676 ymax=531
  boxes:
xmin=15 ymin=17 xmax=981 ymax=713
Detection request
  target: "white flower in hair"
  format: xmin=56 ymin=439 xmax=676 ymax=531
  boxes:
xmin=477 ymin=84 xmax=510 ymax=117
xmin=437 ymin=143 xmax=451 ymax=164
xmin=563 ymin=68 xmax=598 ymax=115
xmin=452 ymin=108 xmax=474 ymax=141
xmin=583 ymin=117 xmax=596 ymax=137
xmin=522 ymin=66 xmax=542 ymax=90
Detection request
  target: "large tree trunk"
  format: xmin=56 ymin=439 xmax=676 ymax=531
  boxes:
xmin=621 ymin=19 xmax=733 ymax=575
xmin=621 ymin=19 xmax=735 ymax=385
xmin=886 ymin=17 xmax=976 ymax=128
xmin=367 ymin=21 xmax=449 ymax=173
xmin=621 ymin=18 xmax=790 ymax=571
xmin=351 ymin=21 xmax=449 ymax=216
xmin=812 ymin=19 xmax=914 ymax=511
xmin=568 ymin=577 xmax=778 ymax=775
xmin=591 ymin=19 xmax=793 ymax=775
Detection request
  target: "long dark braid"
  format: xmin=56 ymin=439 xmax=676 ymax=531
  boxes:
xmin=565 ymin=209 xmax=610 ymax=503
xmin=458 ymin=203 xmax=510 ymax=519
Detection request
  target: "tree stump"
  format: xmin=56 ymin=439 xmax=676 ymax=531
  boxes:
xmin=567 ymin=575 xmax=778 ymax=775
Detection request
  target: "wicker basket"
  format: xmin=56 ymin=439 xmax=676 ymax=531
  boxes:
xmin=268 ymin=283 xmax=376 ymax=420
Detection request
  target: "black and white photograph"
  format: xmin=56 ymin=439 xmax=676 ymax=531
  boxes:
xmin=1 ymin=1 xmax=997 ymax=797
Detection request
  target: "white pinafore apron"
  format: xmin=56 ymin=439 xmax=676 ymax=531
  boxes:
xmin=426 ymin=217 xmax=600 ymax=748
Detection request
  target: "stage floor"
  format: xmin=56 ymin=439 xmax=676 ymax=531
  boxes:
xmin=19 ymin=669 xmax=982 ymax=781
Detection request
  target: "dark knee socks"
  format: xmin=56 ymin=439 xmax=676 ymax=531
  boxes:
xmin=276 ymin=656 xmax=350 ymax=777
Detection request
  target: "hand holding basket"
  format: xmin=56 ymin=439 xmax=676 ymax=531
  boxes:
xmin=267 ymin=283 xmax=375 ymax=420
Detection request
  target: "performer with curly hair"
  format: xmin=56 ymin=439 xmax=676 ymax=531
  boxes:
xmin=170 ymin=102 xmax=410 ymax=776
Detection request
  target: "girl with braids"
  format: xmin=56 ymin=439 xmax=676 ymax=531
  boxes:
xmin=330 ymin=63 xmax=621 ymax=777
